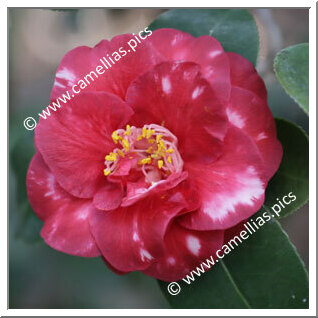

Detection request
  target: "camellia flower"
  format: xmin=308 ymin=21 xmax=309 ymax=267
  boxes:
xmin=27 ymin=29 xmax=282 ymax=281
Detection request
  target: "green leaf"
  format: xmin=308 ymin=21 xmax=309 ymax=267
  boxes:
xmin=274 ymin=43 xmax=309 ymax=114
xmin=149 ymin=9 xmax=259 ymax=65
xmin=158 ymin=209 xmax=308 ymax=309
xmin=265 ymin=119 xmax=309 ymax=218
xmin=267 ymin=82 xmax=309 ymax=135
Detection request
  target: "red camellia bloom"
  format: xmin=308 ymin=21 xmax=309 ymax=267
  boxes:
xmin=27 ymin=29 xmax=283 ymax=281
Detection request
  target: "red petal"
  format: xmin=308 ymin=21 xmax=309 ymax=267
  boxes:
xmin=51 ymin=34 xmax=163 ymax=100
xmin=122 ymin=171 xmax=188 ymax=207
xmin=89 ymin=185 xmax=198 ymax=273
xmin=35 ymin=92 xmax=133 ymax=198
xmin=179 ymin=125 xmax=266 ymax=231
xmin=142 ymin=222 xmax=224 ymax=282
xmin=126 ymin=61 xmax=228 ymax=163
xmin=27 ymin=153 xmax=100 ymax=257
xmin=227 ymin=52 xmax=267 ymax=99
xmin=227 ymin=87 xmax=283 ymax=179
xmin=149 ymin=29 xmax=231 ymax=104
xmin=93 ymin=183 xmax=123 ymax=211
xmin=223 ymin=220 xmax=246 ymax=244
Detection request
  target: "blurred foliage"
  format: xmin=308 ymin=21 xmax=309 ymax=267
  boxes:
xmin=274 ymin=43 xmax=309 ymax=114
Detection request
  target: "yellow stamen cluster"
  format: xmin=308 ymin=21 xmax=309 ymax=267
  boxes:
xmin=104 ymin=124 xmax=177 ymax=177
xmin=111 ymin=131 xmax=122 ymax=144
xmin=105 ymin=152 xmax=117 ymax=162
xmin=122 ymin=138 xmax=130 ymax=152
xmin=139 ymin=157 xmax=152 ymax=165
xmin=124 ymin=124 xmax=131 ymax=136
xmin=137 ymin=130 xmax=174 ymax=168
xmin=137 ymin=127 xmax=155 ymax=141
xmin=104 ymin=125 xmax=132 ymax=176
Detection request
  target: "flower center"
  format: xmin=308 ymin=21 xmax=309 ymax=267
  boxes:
xmin=104 ymin=124 xmax=183 ymax=184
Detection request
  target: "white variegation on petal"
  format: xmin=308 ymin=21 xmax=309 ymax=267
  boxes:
xmin=202 ymin=166 xmax=264 ymax=222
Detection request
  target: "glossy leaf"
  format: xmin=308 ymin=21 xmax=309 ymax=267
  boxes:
xmin=149 ymin=9 xmax=259 ymax=65
xmin=267 ymin=82 xmax=308 ymax=134
xmin=158 ymin=209 xmax=308 ymax=308
xmin=265 ymin=119 xmax=309 ymax=218
xmin=274 ymin=43 xmax=309 ymax=114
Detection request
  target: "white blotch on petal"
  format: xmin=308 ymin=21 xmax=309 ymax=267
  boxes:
xmin=256 ymin=132 xmax=267 ymax=141
xmin=204 ymin=66 xmax=214 ymax=78
xmin=162 ymin=76 xmax=172 ymax=94
xmin=44 ymin=190 xmax=55 ymax=197
xmin=192 ymin=86 xmax=205 ymax=99
xmin=183 ymin=70 xmax=193 ymax=80
xmin=171 ymin=63 xmax=180 ymax=71
xmin=203 ymin=166 xmax=264 ymax=221
xmin=76 ymin=206 xmax=90 ymax=220
xmin=133 ymin=232 xmax=140 ymax=242
xmin=140 ymin=248 xmax=153 ymax=261
xmin=209 ymin=50 xmax=222 ymax=59
xmin=227 ymin=109 xmax=245 ymax=129
xmin=45 ymin=174 xmax=61 ymax=200
xmin=187 ymin=235 xmax=201 ymax=256
xmin=171 ymin=37 xmax=178 ymax=46
xmin=56 ymin=68 xmax=76 ymax=85
xmin=167 ymin=257 xmax=176 ymax=265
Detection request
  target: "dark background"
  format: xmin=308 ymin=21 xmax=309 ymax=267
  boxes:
xmin=9 ymin=8 xmax=309 ymax=309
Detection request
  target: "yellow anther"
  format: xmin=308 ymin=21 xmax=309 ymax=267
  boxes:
xmin=122 ymin=139 xmax=130 ymax=152
xmin=138 ymin=157 xmax=152 ymax=165
xmin=156 ymin=134 xmax=162 ymax=143
xmin=148 ymin=138 xmax=155 ymax=144
xmin=167 ymin=148 xmax=174 ymax=154
xmin=142 ymin=127 xmax=147 ymax=138
xmin=158 ymin=160 xmax=164 ymax=169
xmin=167 ymin=155 xmax=172 ymax=164
xmin=105 ymin=152 xmax=117 ymax=162
xmin=146 ymin=129 xmax=155 ymax=139
xmin=146 ymin=146 xmax=153 ymax=154
xmin=157 ymin=140 xmax=166 ymax=153
xmin=117 ymin=149 xmax=125 ymax=158
xmin=104 ymin=169 xmax=111 ymax=176
xmin=137 ymin=135 xmax=143 ymax=141
xmin=159 ymin=140 xmax=166 ymax=150
xmin=124 ymin=125 xmax=131 ymax=136
xmin=111 ymin=131 xmax=122 ymax=144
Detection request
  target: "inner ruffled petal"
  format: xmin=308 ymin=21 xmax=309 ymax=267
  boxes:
xmin=102 ymin=123 xmax=188 ymax=206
